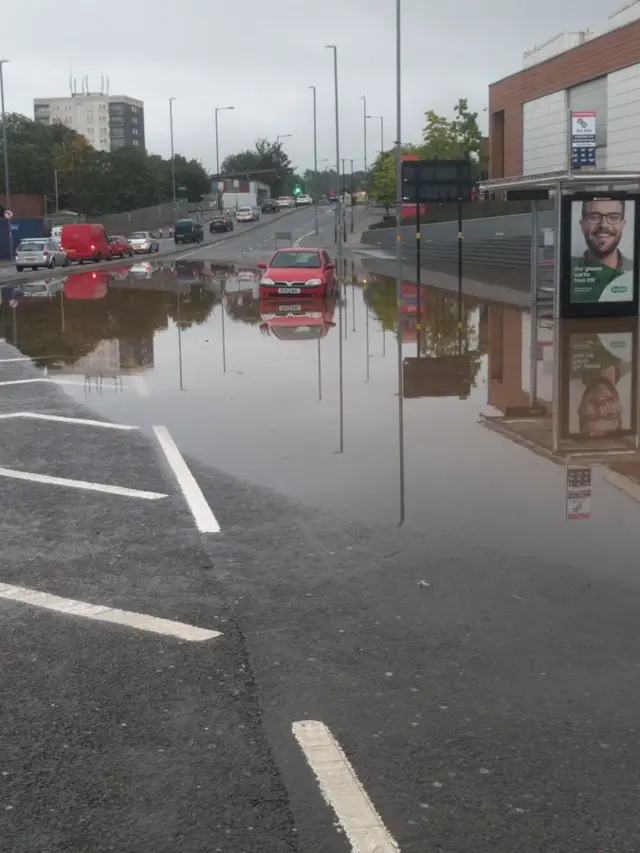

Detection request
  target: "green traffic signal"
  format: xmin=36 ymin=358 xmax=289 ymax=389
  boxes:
xmin=293 ymin=185 xmax=302 ymax=195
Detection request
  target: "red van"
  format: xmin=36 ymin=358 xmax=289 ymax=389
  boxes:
xmin=60 ymin=223 xmax=111 ymax=264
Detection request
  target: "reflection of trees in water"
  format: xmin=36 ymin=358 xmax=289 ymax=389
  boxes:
xmin=167 ymin=285 xmax=218 ymax=330
xmin=363 ymin=276 xmax=486 ymax=387
xmin=3 ymin=284 xmax=217 ymax=367
xmin=224 ymin=294 xmax=261 ymax=326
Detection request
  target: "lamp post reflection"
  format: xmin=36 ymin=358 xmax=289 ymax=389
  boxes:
xmin=365 ymin=285 xmax=370 ymax=382
xmin=336 ymin=261 xmax=344 ymax=453
xmin=176 ymin=290 xmax=184 ymax=390
xmin=221 ymin=286 xmax=227 ymax=373
xmin=317 ymin=337 xmax=322 ymax=401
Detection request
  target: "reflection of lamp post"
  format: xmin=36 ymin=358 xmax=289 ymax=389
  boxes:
xmin=221 ymin=288 xmax=227 ymax=373
xmin=176 ymin=291 xmax=184 ymax=390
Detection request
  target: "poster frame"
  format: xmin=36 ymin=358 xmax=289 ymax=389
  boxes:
xmin=560 ymin=192 xmax=640 ymax=320
xmin=559 ymin=316 xmax=638 ymax=441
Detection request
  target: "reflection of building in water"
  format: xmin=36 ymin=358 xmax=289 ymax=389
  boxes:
xmin=483 ymin=306 xmax=640 ymax=489
xmin=53 ymin=336 xmax=154 ymax=376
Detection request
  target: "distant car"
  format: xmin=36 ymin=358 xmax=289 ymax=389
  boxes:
xmin=328 ymin=193 xmax=338 ymax=204
xmin=173 ymin=219 xmax=203 ymax=244
xmin=261 ymin=198 xmax=278 ymax=213
xmin=108 ymin=235 xmax=134 ymax=258
xmin=276 ymin=197 xmax=294 ymax=209
xmin=258 ymin=248 xmax=336 ymax=298
xmin=209 ymin=215 xmax=234 ymax=233
xmin=236 ymin=206 xmax=258 ymax=223
xmin=61 ymin=223 xmax=111 ymax=264
xmin=129 ymin=231 xmax=160 ymax=253
xmin=15 ymin=239 xmax=69 ymax=272
xmin=318 ymin=195 xmax=329 ymax=205
xmin=296 ymin=194 xmax=313 ymax=206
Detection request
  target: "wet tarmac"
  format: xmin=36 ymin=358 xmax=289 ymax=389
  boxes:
xmin=2 ymin=256 xmax=640 ymax=588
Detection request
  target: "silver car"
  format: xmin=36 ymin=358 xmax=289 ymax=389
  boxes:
xmin=15 ymin=239 xmax=69 ymax=272
xmin=128 ymin=231 xmax=160 ymax=254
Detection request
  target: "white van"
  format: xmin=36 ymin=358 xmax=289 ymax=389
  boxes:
xmin=50 ymin=226 xmax=63 ymax=245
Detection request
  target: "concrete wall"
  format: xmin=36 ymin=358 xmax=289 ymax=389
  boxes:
xmin=607 ymin=62 xmax=640 ymax=168
xmin=522 ymin=91 xmax=568 ymax=174
xmin=94 ymin=201 xmax=188 ymax=235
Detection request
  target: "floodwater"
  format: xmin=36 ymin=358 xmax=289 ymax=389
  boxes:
xmin=2 ymin=257 xmax=640 ymax=584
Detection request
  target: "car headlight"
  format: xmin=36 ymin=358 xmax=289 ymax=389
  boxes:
xmin=306 ymin=278 xmax=322 ymax=286
xmin=261 ymin=277 xmax=274 ymax=285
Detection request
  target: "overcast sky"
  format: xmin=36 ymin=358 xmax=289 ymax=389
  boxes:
xmin=5 ymin=0 xmax=608 ymax=173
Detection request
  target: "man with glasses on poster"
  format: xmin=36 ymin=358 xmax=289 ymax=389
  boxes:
xmin=570 ymin=198 xmax=634 ymax=302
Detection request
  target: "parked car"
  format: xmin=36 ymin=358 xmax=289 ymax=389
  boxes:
xmin=60 ymin=223 xmax=111 ymax=264
xmin=261 ymin=198 xmax=278 ymax=213
xmin=296 ymin=194 xmax=313 ymax=206
xmin=258 ymin=248 xmax=335 ymax=298
xmin=276 ymin=197 xmax=294 ymax=209
xmin=108 ymin=235 xmax=134 ymax=258
xmin=129 ymin=231 xmax=160 ymax=253
xmin=15 ymin=238 xmax=69 ymax=272
xmin=173 ymin=219 xmax=204 ymax=244
xmin=236 ymin=206 xmax=258 ymax=223
xmin=209 ymin=214 xmax=234 ymax=233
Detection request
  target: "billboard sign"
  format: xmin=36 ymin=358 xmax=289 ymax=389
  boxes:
xmin=571 ymin=111 xmax=596 ymax=169
xmin=560 ymin=193 xmax=640 ymax=318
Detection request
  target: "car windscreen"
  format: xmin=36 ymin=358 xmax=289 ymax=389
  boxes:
xmin=18 ymin=242 xmax=45 ymax=251
xmin=238 ymin=207 xmax=252 ymax=212
xmin=130 ymin=232 xmax=148 ymax=239
xmin=175 ymin=221 xmax=196 ymax=231
xmin=269 ymin=251 xmax=321 ymax=269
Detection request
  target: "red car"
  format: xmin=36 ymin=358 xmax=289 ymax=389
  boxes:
xmin=258 ymin=248 xmax=335 ymax=298
xmin=108 ymin=235 xmax=134 ymax=258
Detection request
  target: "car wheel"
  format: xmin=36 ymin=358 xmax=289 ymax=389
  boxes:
xmin=64 ymin=256 xmax=70 ymax=267
xmin=49 ymin=258 xmax=56 ymax=269
xmin=16 ymin=266 xmax=23 ymax=272
xmin=32 ymin=266 xmax=38 ymax=271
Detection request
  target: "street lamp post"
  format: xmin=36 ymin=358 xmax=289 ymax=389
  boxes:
xmin=0 ymin=59 xmax=13 ymax=259
xmin=349 ymin=158 xmax=355 ymax=233
xmin=360 ymin=95 xmax=367 ymax=176
xmin=367 ymin=115 xmax=384 ymax=156
xmin=276 ymin=133 xmax=292 ymax=146
xmin=215 ymin=106 xmax=234 ymax=211
xmin=309 ymin=86 xmax=319 ymax=234
xmin=169 ymin=97 xmax=177 ymax=215
xmin=326 ymin=45 xmax=341 ymax=259
xmin=395 ymin=0 xmax=405 ymax=524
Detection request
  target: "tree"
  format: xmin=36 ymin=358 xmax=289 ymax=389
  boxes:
xmin=422 ymin=98 xmax=483 ymax=163
xmin=371 ymin=152 xmax=395 ymax=211
xmin=221 ymin=138 xmax=294 ymax=197
xmin=0 ymin=112 xmax=210 ymax=215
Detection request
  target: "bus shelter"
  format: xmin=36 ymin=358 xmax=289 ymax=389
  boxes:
xmin=480 ymin=170 xmax=640 ymax=320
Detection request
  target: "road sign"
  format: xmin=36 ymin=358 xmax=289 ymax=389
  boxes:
xmin=402 ymin=160 xmax=472 ymax=204
xmin=571 ymin=111 xmax=596 ymax=170
xmin=233 ymin=179 xmax=239 ymax=189
xmin=4 ymin=210 xmax=13 ymax=219
xmin=8 ymin=299 xmax=18 ymax=308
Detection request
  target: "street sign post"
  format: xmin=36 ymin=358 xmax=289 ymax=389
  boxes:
xmin=401 ymin=159 xmax=473 ymax=331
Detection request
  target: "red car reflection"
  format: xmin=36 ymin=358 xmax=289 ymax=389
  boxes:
xmin=63 ymin=270 xmax=110 ymax=299
xmin=259 ymin=296 xmax=336 ymax=340
xmin=258 ymin=248 xmax=335 ymax=298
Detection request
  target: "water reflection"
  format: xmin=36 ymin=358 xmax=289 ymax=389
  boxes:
xmin=3 ymin=260 xmax=640 ymax=567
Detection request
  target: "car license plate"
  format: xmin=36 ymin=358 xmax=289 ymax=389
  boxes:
xmin=279 ymin=304 xmax=301 ymax=311
xmin=278 ymin=288 xmax=301 ymax=294
xmin=25 ymin=257 xmax=37 ymax=262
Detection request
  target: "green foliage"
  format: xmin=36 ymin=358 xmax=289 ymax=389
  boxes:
xmin=221 ymin=138 xmax=294 ymax=197
xmin=0 ymin=112 xmax=210 ymax=216
xmin=302 ymin=168 xmax=367 ymax=198
xmin=371 ymin=151 xmax=396 ymax=209
xmin=422 ymin=98 xmax=483 ymax=162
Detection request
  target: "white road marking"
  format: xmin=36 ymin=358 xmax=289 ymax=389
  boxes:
xmin=293 ymin=230 xmax=317 ymax=248
xmin=0 ymin=582 xmax=221 ymax=642
xmin=133 ymin=375 xmax=151 ymax=397
xmin=292 ymin=720 xmax=400 ymax=853
xmin=153 ymin=425 xmax=220 ymax=533
xmin=0 ymin=412 xmax=137 ymax=429
xmin=0 ymin=356 xmax=32 ymax=363
xmin=0 ymin=466 xmax=167 ymax=500
xmin=0 ymin=377 xmax=130 ymax=393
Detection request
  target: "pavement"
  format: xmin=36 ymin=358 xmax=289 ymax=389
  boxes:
xmin=2 ymin=218 xmax=640 ymax=852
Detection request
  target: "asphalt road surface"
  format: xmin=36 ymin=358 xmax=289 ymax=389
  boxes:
xmin=2 ymin=219 xmax=640 ymax=852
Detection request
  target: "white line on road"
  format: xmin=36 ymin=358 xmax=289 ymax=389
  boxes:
xmin=133 ymin=375 xmax=151 ymax=397
xmin=0 ymin=466 xmax=167 ymax=500
xmin=0 ymin=412 xmax=138 ymax=429
xmin=0 ymin=356 xmax=32 ymax=363
xmin=153 ymin=425 xmax=220 ymax=533
xmin=0 ymin=582 xmax=221 ymax=642
xmin=293 ymin=231 xmax=316 ymax=248
xmin=292 ymin=720 xmax=400 ymax=853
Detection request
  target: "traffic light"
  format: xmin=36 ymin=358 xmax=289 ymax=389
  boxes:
xmin=293 ymin=185 xmax=302 ymax=196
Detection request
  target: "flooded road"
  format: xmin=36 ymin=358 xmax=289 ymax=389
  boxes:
xmin=3 ymin=257 xmax=640 ymax=586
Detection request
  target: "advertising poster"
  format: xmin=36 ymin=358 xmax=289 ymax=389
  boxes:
xmin=570 ymin=111 xmax=596 ymax=169
xmin=569 ymin=196 xmax=635 ymax=304
xmin=562 ymin=322 xmax=637 ymax=439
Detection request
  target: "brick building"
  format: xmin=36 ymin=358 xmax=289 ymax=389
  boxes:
xmin=489 ymin=1 xmax=640 ymax=179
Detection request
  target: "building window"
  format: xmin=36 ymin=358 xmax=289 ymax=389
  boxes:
xmin=133 ymin=139 xmax=139 ymax=146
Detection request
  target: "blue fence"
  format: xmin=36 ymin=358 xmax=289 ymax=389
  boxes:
xmin=0 ymin=219 xmax=46 ymax=260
